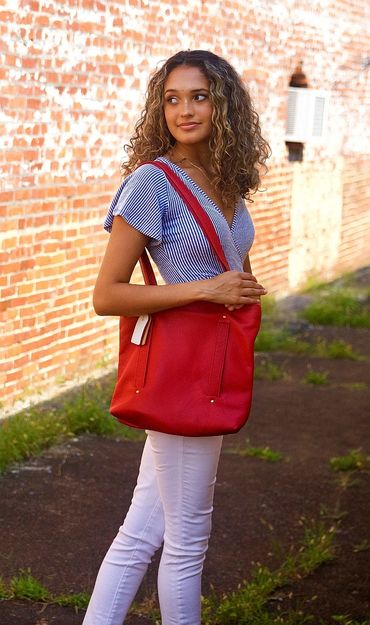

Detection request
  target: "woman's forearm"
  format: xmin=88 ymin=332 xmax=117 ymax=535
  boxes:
xmin=93 ymin=269 xmax=265 ymax=317
xmin=93 ymin=280 xmax=207 ymax=317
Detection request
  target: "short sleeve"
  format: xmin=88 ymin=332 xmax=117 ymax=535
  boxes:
xmin=103 ymin=164 xmax=169 ymax=243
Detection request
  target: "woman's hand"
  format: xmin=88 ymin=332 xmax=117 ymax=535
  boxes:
xmin=202 ymin=271 xmax=267 ymax=310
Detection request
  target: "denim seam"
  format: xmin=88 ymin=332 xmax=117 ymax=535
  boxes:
xmin=105 ymin=493 xmax=162 ymax=624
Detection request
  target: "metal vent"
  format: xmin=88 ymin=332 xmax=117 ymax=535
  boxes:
xmin=285 ymin=87 xmax=329 ymax=143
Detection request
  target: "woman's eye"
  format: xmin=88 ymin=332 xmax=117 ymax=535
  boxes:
xmin=166 ymin=97 xmax=177 ymax=104
xmin=194 ymin=94 xmax=207 ymax=101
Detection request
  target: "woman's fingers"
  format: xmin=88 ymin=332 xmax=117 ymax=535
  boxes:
xmin=208 ymin=271 xmax=267 ymax=307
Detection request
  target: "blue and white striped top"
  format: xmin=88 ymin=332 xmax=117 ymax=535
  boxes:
xmin=104 ymin=156 xmax=255 ymax=284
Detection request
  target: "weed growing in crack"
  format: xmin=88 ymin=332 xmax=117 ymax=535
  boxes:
xmin=54 ymin=591 xmax=90 ymax=609
xmin=330 ymin=449 xmax=370 ymax=472
xmin=352 ymin=539 xmax=370 ymax=554
xmin=255 ymin=360 xmax=287 ymax=381
xmin=303 ymin=370 xmax=329 ymax=385
xmin=10 ymin=570 xmax=51 ymax=602
xmin=332 ymin=617 xmax=370 ymax=625
xmin=315 ymin=339 xmax=361 ymax=360
xmin=334 ymin=473 xmax=362 ymax=490
xmin=201 ymin=520 xmax=335 ymax=625
xmin=225 ymin=442 xmax=284 ymax=463
xmin=0 ymin=576 xmax=9 ymax=600
xmin=341 ymin=382 xmax=368 ymax=391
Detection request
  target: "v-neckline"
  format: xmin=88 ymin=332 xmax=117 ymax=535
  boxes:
xmin=159 ymin=157 xmax=237 ymax=231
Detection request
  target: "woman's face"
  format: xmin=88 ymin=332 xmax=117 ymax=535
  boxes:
xmin=163 ymin=65 xmax=213 ymax=148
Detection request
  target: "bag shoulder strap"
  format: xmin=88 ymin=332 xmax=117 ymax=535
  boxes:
xmin=138 ymin=160 xmax=230 ymax=286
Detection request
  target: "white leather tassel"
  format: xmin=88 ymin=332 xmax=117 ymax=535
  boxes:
xmin=131 ymin=314 xmax=152 ymax=345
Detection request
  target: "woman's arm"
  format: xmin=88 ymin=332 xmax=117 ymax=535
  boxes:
xmin=243 ymin=254 xmax=252 ymax=273
xmin=93 ymin=217 xmax=267 ymax=317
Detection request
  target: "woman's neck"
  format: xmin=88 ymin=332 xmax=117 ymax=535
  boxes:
xmin=169 ymin=143 xmax=211 ymax=170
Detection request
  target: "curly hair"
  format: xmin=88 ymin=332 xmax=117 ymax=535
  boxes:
xmin=122 ymin=50 xmax=271 ymax=209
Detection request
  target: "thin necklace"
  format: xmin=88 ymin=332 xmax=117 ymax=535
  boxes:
xmin=169 ymin=149 xmax=213 ymax=185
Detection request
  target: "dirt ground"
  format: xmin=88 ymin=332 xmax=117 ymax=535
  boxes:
xmin=1 ymin=290 xmax=369 ymax=624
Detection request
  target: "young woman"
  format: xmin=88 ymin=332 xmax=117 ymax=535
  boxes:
xmin=83 ymin=49 xmax=271 ymax=625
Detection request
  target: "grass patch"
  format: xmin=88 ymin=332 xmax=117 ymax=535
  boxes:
xmin=10 ymin=570 xmax=51 ymax=602
xmin=255 ymin=360 xmax=287 ymax=381
xmin=242 ymin=445 xmax=283 ymax=463
xmin=261 ymin=294 xmax=278 ymax=317
xmin=300 ymin=291 xmax=370 ymax=328
xmin=301 ymin=275 xmax=329 ymax=293
xmin=226 ymin=442 xmax=284 ymax=463
xmin=255 ymin=326 xmax=311 ymax=354
xmin=330 ymin=449 xmax=370 ymax=472
xmin=303 ymin=370 xmax=329 ymax=385
xmin=1 ymin=569 xmax=89 ymax=612
xmin=352 ymin=539 xmax=370 ymax=554
xmin=0 ymin=576 xmax=10 ymax=600
xmin=332 ymin=618 xmax=370 ymax=625
xmin=201 ymin=520 xmax=335 ymax=625
xmin=54 ymin=591 xmax=90 ymax=609
xmin=315 ymin=339 xmax=361 ymax=360
xmin=334 ymin=473 xmax=362 ymax=490
xmin=0 ymin=376 xmax=145 ymax=474
xmin=255 ymin=326 xmax=362 ymax=360
xmin=131 ymin=592 xmax=161 ymax=621
xmin=341 ymin=382 xmax=368 ymax=391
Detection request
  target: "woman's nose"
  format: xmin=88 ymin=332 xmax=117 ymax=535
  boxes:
xmin=179 ymin=99 xmax=194 ymax=117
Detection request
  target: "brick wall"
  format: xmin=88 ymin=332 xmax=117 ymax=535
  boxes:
xmin=1 ymin=0 xmax=369 ymax=414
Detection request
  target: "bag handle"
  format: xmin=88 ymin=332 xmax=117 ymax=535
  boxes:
xmin=138 ymin=160 xmax=230 ymax=286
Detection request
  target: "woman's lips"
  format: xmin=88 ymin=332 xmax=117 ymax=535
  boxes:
xmin=178 ymin=123 xmax=200 ymax=130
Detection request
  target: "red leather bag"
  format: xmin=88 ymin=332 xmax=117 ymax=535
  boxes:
xmin=109 ymin=161 xmax=261 ymax=436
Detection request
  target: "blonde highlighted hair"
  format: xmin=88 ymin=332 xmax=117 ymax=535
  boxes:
xmin=122 ymin=50 xmax=271 ymax=210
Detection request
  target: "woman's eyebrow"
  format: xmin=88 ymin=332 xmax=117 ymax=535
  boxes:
xmin=164 ymin=88 xmax=210 ymax=94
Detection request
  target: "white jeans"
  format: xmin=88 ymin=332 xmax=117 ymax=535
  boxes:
xmin=82 ymin=430 xmax=223 ymax=625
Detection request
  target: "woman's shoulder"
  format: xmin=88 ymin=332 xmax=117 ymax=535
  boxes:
xmin=124 ymin=160 xmax=168 ymax=190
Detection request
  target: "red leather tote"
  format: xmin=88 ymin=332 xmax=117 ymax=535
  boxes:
xmin=109 ymin=161 xmax=261 ymax=436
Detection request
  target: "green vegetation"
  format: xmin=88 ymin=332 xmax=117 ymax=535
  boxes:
xmin=255 ymin=326 xmax=362 ymax=360
xmin=0 ymin=576 xmax=9 ymax=600
xmin=10 ymin=570 xmax=51 ymax=602
xmin=201 ymin=521 xmax=335 ymax=625
xmin=300 ymin=291 xmax=370 ymax=328
xmin=0 ymin=377 xmax=145 ymax=474
xmin=352 ymin=539 xmax=370 ymax=554
xmin=261 ymin=294 xmax=278 ymax=317
xmin=341 ymin=382 xmax=368 ymax=391
xmin=315 ymin=339 xmax=361 ymax=360
xmin=132 ymin=592 xmax=162 ymax=622
xmin=0 ymin=569 xmax=89 ymax=611
xmin=54 ymin=591 xmax=91 ymax=609
xmin=300 ymin=275 xmax=329 ymax=293
xmin=303 ymin=370 xmax=329 ymax=385
xmin=334 ymin=473 xmax=362 ymax=490
xmin=332 ymin=618 xmax=370 ymax=625
xmin=254 ymin=360 xmax=287 ymax=381
xmin=330 ymin=449 xmax=370 ymax=472
xmin=241 ymin=445 xmax=283 ymax=463
xmin=225 ymin=440 xmax=284 ymax=463
xmin=255 ymin=326 xmax=311 ymax=354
